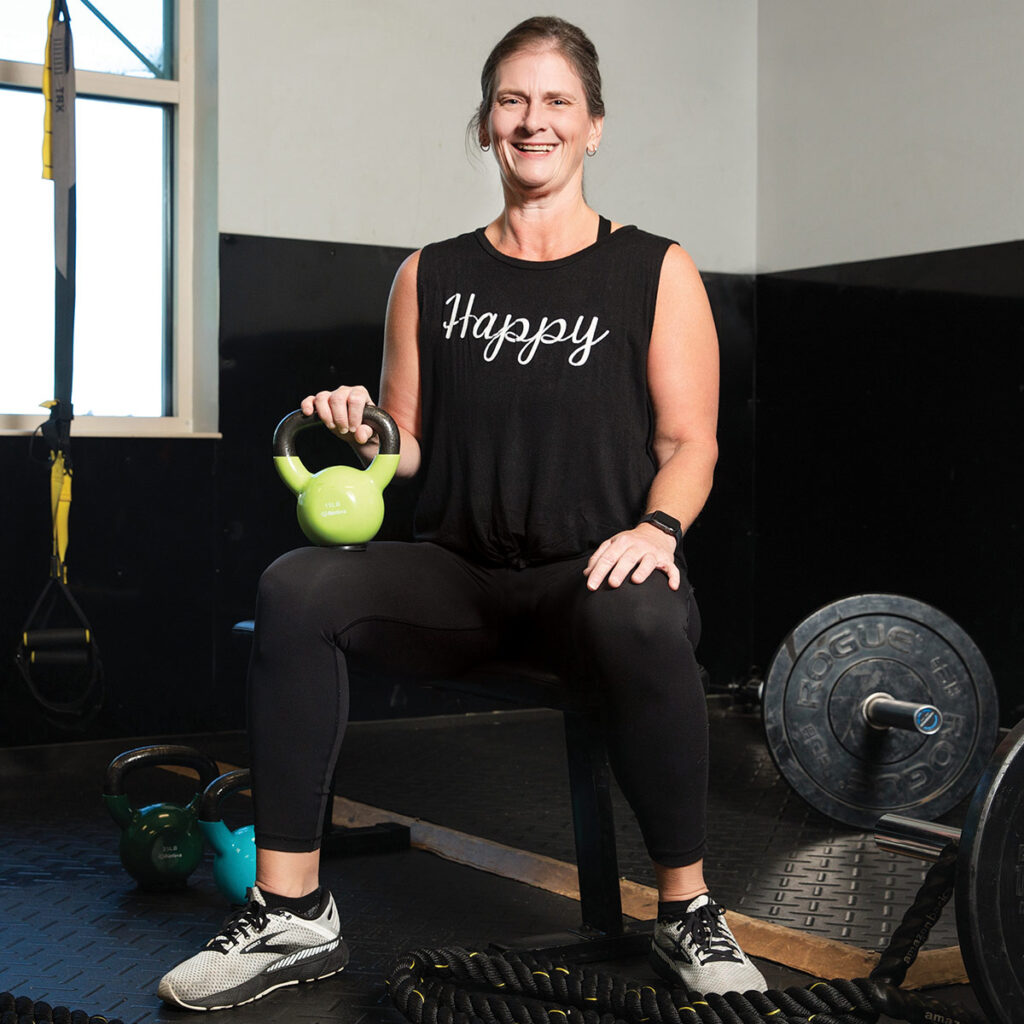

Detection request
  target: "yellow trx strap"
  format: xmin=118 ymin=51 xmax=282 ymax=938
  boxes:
xmin=38 ymin=399 xmax=73 ymax=582
xmin=42 ymin=0 xmax=57 ymax=180
xmin=50 ymin=451 xmax=73 ymax=583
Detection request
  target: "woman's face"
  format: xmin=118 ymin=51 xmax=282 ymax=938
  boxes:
xmin=484 ymin=45 xmax=603 ymax=200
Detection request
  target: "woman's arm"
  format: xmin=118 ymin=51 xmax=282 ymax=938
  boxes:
xmin=303 ymin=250 xmax=423 ymax=478
xmin=378 ymin=250 xmax=423 ymax=477
xmin=584 ymin=243 xmax=719 ymax=590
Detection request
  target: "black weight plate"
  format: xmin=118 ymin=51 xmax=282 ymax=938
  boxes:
xmin=763 ymin=594 xmax=999 ymax=828
xmin=956 ymin=719 xmax=1024 ymax=1024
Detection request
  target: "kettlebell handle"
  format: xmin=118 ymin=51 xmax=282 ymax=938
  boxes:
xmin=200 ymin=767 xmax=251 ymax=822
xmin=273 ymin=405 xmax=400 ymax=459
xmin=104 ymin=744 xmax=222 ymax=798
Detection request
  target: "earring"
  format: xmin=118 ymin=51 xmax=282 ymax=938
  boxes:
xmin=481 ymin=142 xmax=491 ymax=152
xmin=586 ymin=145 xmax=597 ymax=157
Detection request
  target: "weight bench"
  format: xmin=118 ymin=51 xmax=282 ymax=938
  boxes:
xmin=232 ymin=619 xmax=646 ymax=960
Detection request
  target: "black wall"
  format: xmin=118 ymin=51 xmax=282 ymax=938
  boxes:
xmin=754 ymin=241 xmax=1024 ymax=720
xmin=1 ymin=235 xmax=1020 ymax=746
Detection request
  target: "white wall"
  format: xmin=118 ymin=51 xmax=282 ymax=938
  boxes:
xmin=758 ymin=1 xmax=1024 ymax=271
xmin=217 ymin=0 xmax=758 ymax=273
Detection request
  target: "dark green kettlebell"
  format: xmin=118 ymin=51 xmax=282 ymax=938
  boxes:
xmin=103 ymin=744 xmax=221 ymax=890
xmin=273 ymin=405 xmax=401 ymax=547
xmin=199 ymin=768 xmax=256 ymax=905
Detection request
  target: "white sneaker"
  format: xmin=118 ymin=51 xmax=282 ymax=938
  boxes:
xmin=158 ymin=885 xmax=349 ymax=1010
xmin=650 ymin=893 xmax=767 ymax=994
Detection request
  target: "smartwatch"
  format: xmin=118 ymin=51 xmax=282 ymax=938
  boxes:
xmin=638 ymin=510 xmax=683 ymax=546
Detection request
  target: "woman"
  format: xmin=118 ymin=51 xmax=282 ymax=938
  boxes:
xmin=159 ymin=16 xmax=767 ymax=1010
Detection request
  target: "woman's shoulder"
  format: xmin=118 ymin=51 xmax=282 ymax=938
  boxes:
xmin=608 ymin=221 xmax=679 ymax=252
xmin=602 ymin=223 xmax=686 ymax=279
xmin=420 ymin=228 xmax=481 ymax=258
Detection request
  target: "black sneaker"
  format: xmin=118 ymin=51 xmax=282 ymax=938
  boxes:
xmin=158 ymin=885 xmax=349 ymax=1010
xmin=649 ymin=893 xmax=767 ymax=994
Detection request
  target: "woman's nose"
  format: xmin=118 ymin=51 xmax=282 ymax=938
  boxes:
xmin=521 ymin=103 xmax=544 ymax=134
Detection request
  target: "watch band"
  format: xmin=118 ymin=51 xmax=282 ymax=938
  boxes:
xmin=639 ymin=510 xmax=682 ymax=545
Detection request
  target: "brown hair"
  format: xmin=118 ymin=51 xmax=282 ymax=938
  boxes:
xmin=470 ymin=16 xmax=605 ymax=145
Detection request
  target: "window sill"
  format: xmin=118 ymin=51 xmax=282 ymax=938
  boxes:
xmin=0 ymin=415 xmax=221 ymax=439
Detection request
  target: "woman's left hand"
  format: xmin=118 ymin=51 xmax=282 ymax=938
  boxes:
xmin=584 ymin=523 xmax=680 ymax=591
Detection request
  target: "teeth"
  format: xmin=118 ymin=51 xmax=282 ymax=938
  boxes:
xmin=515 ymin=144 xmax=555 ymax=152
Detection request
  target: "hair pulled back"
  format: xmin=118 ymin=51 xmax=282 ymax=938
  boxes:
xmin=470 ymin=16 xmax=605 ymax=144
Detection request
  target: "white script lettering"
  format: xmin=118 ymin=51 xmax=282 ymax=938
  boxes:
xmin=442 ymin=292 xmax=609 ymax=366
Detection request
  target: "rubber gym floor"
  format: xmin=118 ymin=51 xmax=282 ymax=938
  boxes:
xmin=0 ymin=700 xmax=986 ymax=1024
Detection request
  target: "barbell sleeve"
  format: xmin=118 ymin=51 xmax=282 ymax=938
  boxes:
xmin=874 ymin=812 xmax=962 ymax=862
xmin=862 ymin=693 xmax=943 ymax=734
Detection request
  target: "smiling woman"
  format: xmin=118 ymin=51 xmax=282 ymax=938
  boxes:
xmin=157 ymin=14 xmax=765 ymax=1012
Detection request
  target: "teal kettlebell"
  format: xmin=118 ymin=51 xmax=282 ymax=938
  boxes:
xmin=273 ymin=405 xmax=401 ymax=547
xmin=199 ymin=768 xmax=256 ymax=905
xmin=103 ymin=745 xmax=221 ymax=890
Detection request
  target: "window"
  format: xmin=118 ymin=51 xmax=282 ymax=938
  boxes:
xmin=0 ymin=0 xmax=217 ymax=436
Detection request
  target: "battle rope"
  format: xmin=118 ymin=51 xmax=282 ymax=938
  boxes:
xmin=0 ymin=992 xmax=122 ymax=1024
xmin=387 ymin=844 xmax=984 ymax=1024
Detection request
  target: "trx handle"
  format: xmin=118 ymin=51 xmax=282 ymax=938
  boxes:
xmin=15 ymin=575 xmax=102 ymax=722
xmin=23 ymin=627 xmax=89 ymax=649
xmin=273 ymin=406 xmax=400 ymax=460
xmin=29 ymin=650 xmax=89 ymax=667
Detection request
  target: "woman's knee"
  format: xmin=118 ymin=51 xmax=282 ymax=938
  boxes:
xmin=255 ymin=547 xmax=364 ymax=626
xmin=568 ymin=577 xmax=705 ymax=702
xmin=575 ymin=575 xmax=695 ymax=650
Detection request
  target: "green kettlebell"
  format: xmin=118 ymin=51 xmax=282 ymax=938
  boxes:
xmin=199 ymin=768 xmax=256 ymax=905
xmin=273 ymin=405 xmax=401 ymax=547
xmin=103 ymin=744 xmax=221 ymax=890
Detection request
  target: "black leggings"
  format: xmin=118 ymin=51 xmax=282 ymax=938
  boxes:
xmin=247 ymin=541 xmax=709 ymax=867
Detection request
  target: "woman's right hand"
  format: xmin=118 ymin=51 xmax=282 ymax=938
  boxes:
xmin=301 ymin=385 xmax=378 ymax=446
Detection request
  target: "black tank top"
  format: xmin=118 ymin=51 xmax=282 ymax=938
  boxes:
xmin=414 ymin=218 xmax=676 ymax=568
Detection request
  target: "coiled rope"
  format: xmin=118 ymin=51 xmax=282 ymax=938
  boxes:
xmin=0 ymin=992 xmax=122 ymax=1024
xmin=387 ymin=844 xmax=984 ymax=1024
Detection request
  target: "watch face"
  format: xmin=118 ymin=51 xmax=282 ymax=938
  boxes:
xmin=646 ymin=511 xmax=681 ymax=538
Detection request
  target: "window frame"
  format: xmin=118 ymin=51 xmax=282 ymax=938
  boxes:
xmin=0 ymin=0 xmax=218 ymax=438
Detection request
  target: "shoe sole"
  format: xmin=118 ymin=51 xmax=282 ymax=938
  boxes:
xmin=160 ymin=939 xmax=351 ymax=1011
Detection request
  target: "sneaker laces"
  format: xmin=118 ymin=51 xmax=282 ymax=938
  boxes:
xmin=670 ymin=902 xmax=744 ymax=965
xmin=207 ymin=900 xmax=271 ymax=954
